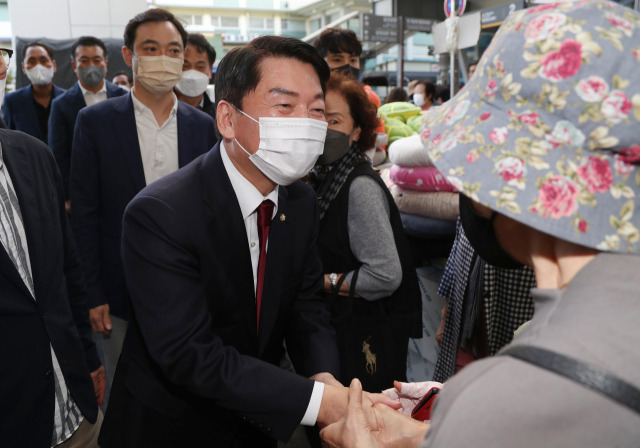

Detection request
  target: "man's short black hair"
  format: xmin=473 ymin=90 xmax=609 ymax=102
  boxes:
xmin=22 ymin=42 xmax=54 ymax=60
xmin=215 ymin=35 xmax=329 ymax=111
xmin=71 ymin=36 xmax=108 ymax=61
xmin=187 ymin=33 xmax=216 ymax=67
xmin=112 ymin=70 xmax=132 ymax=83
xmin=313 ymin=28 xmax=362 ymax=58
xmin=124 ymin=8 xmax=188 ymax=51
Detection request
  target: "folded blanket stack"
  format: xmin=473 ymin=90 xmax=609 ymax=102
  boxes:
xmin=385 ymin=134 xmax=459 ymax=238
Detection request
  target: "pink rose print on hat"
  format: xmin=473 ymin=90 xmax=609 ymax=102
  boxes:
xmin=614 ymin=155 xmax=633 ymax=176
xmin=445 ymin=100 xmax=470 ymax=125
xmin=480 ymin=112 xmax=491 ymax=121
xmin=619 ymin=146 xmax=640 ymax=164
xmin=517 ymin=111 xmax=540 ymax=125
xmin=527 ymin=3 xmax=562 ymax=14
xmin=577 ymin=156 xmax=613 ymax=194
xmin=525 ymin=13 xmax=567 ymax=42
xmin=601 ymin=91 xmax=632 ymax=124
xmin=538 ymin=175 xmax=580 ymax=218
xmin=496 ymin=157 xmax=526 ymax=181
xmin=489 ymin=127 xmax=508 ymax=144
xmin=575 ymin=76 xmax=609 ymax=102
xmin=421 ymin=128 xmax=432 ymax=140
xmin=546 ymin=120 xmax=585 ymax=148
xmin=607 ymin=12 xmax=633 ymax=35
xmin=540 ymin=39 xmax=582 ymax=82
xmin=578 ymin=219 xmax=588 ymax=233
xmin=485 ymin=79 xmax=498 ymax=98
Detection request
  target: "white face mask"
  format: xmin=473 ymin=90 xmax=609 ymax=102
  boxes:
xmin=233 ymin=109 xmax=328 ymax=186
xmin=133 ymin=55 xmax=183 ymax=95
xmin=25 ymin=64 xmax=54 ymax=86
xmin=413 ymin=93 xmax=425 ymax=107
xmin=176 ymin=69 xmax=209 ymax=97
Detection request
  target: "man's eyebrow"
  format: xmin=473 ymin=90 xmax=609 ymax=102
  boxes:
xmin=268 ymin=88 xmax=324 ymax=101
xmin=140 ymin=39 xmax=160 ymax=46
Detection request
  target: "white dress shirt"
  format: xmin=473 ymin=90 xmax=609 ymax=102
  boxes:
xmin=220 ymin=141 xmax=324 ymax=426
xmin=131 ymin=92 xmax=179 ymax=186
xmin=78 ymin=80 xmax=107 ymax=106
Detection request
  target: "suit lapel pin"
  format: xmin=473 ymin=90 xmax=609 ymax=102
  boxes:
xmin=280 ymin=214 xmax=286 ymax=222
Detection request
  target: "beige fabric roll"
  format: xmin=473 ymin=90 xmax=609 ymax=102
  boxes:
xmin=389 ymin=184 xmax=459 ymax=220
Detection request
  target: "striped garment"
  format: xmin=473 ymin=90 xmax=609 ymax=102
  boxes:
xmin=433 ymin=219 xmax=536 ymax=383
xmin=0 ymin=144 xmax=82 ymax=446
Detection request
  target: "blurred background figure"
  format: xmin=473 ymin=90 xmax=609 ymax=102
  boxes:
xmin=2 ymin=42 xmax=65 ymax=143
xmin=111 ymin=70 xmax=132 ymax=90
xmin=175 ymin=32 xmax=217 ymax=137
xmin=413 ymin=80 xmax=436 ymax=111
xmin=385 ymin=86 xmax=408 ymax=104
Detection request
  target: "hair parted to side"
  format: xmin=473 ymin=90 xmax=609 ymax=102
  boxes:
xmin=124 ymin=8 xmax=188 ymax=51
xmin=313 ymin=28 xmax=362 ymax=58
xmin=187 ymin=33 xmax=216 ymax=66
xmin=71 ymin=36 xmax=108 ymax=60
xmin=22 ymin=42 xmax=54 ymax=60
xmin=215 ymin=35 xmax=330 ymax=111
xmin=326 ymin=73 xmax=379 ymax=150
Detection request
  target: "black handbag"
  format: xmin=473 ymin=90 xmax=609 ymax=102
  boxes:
xmin=328 ymin=269 xmax=413 ymax=392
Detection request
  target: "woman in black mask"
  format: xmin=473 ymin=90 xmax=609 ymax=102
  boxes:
xmin=309 ymin=74 xmax=421 ymax=392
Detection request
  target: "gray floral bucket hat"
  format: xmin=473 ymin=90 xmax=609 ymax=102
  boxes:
xmin=422 ymin=0 xmax=640 ymax=254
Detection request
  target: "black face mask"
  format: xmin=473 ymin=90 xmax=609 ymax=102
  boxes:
xmin=317 ymin=128 xmax=350 ymax=166
xmin=458 ymin=194 xmax=524 ymax=270
xmin=332 ymin=64 xmax=360 ymax=80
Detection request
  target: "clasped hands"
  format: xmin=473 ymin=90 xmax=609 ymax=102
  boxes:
xmin=318 ymin=378 xmax=442 ymax=448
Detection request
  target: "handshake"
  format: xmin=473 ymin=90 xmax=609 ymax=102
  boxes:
xmin=312 ymin=372 xmax=443 ymax=448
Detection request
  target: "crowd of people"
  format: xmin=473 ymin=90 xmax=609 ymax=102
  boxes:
xmin=0 ymin=0 xmax=639 ymax=447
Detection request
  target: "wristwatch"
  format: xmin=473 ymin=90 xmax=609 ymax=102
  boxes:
xmin=329 ymin=273 xmax=338 ymax=290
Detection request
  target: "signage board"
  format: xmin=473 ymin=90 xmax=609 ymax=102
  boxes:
xmin=481 ymin=0 xmax=525 ymax=27
xmin=404 ymin=17 xmax=433 ymax=33
xmin=361 ymin=14 xmax=402 ymax=43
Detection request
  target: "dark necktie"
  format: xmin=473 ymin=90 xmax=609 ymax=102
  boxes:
xmin=256 ymin=199 xmax=274 ymax=333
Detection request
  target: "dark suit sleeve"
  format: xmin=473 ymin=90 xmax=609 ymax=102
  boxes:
xmin=48 ymin=98 xmax=72 ymax=199
xmin=284 ymin=189 xmax=340 ymax=378
xmin=1 ymin=96 xmax=13 ymax=130
xmin=70 ymin=109 xmax=104 ymax=309
xmin=54 ymin=154 xmax=101 ymax=371
xmin=122 ymin=194 xmax=315 ymax=441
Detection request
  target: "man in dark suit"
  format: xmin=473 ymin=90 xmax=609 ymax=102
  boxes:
xmin=175 ymin=33 xmax=217 ymax=126
xmin=0 ymin=49 xmax=105 ymax=447
xmin=70 ymin=9 xmax=215 ymax=410
xmin=49 ymin=36 xmax=127 ymax=207
xmin=2 ymin=42 xmax=65 ymax=143
xmin=99 ymin=35 xmax=397 ymax=448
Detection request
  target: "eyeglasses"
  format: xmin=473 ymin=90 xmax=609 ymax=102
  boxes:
xmin=0 ymin=48 xmax=12 ymax=68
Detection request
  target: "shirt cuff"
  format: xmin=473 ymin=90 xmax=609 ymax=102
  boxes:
xmin=300 ymin=381 xmax=325 ymax=426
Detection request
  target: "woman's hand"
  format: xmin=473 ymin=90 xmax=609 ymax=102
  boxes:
xmin=382 ymin=381 xmax=444 ymax=418
xmin=321 ymin=378 xmax=429 ymax=448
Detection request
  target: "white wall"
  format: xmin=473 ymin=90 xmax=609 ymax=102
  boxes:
xmin=8 ymin=0 xmax=148 ymax=40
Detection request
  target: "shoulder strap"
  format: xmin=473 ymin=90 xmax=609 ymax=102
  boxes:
xmin=501 ymin=345 xmax=640 ymax=416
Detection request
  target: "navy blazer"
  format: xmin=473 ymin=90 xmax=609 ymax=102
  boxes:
xmin=98 ymin=144 xmax=340 ymax=448
xmin=1 ymin=84 xmax=66 ymax=143
xmin=0 ymin=130 xmax=100 ymax=447
xmin=70 ymin=93 xmax=215 ymax=319
xmin=49 ymin=81 xmax=127 ymax=199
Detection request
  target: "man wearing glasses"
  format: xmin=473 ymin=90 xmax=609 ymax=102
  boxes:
xmin=1 ymin=43 xmax=65 ymax=144
xmin=0 ymin=47 xmax=105 ymax=447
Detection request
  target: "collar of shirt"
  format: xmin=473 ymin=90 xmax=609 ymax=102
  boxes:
xmin=78 ymin=79 xmax=106 ymax=96
xmin=131 ymin=91 xmax=179 ymax=126
xmin=220 ymin=140 xmax=278 ymax=220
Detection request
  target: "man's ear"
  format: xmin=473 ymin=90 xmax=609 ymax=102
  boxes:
xmin=216 ymin=100 xmax=237 ymax=140
xmin=122 ymin=46 xmax=133 ymax=68
xmin=52 ymin=60 xmax=57 ymax=73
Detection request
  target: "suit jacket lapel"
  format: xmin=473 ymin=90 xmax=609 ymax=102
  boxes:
xmin=258 ymin=187 xmax=290 ymax=354
xmin=177 ymin=103 xmax=203 ymax=168
xmin=113 ymin=94 xmax=146 ymax=192
xmin=0 ymin=135 xmax=42 ymax=300
xmin=69 ymin=83 xmax=87 ymax=112
xmin=203 ymin=146 xmax=258 ymax=342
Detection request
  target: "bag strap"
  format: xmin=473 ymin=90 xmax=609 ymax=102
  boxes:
xmin=501 ymin=345 xmax=640 ymax=416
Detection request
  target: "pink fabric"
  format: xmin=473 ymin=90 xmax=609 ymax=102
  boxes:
xmin=390 ymin=165 xmax=457 ymax=192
